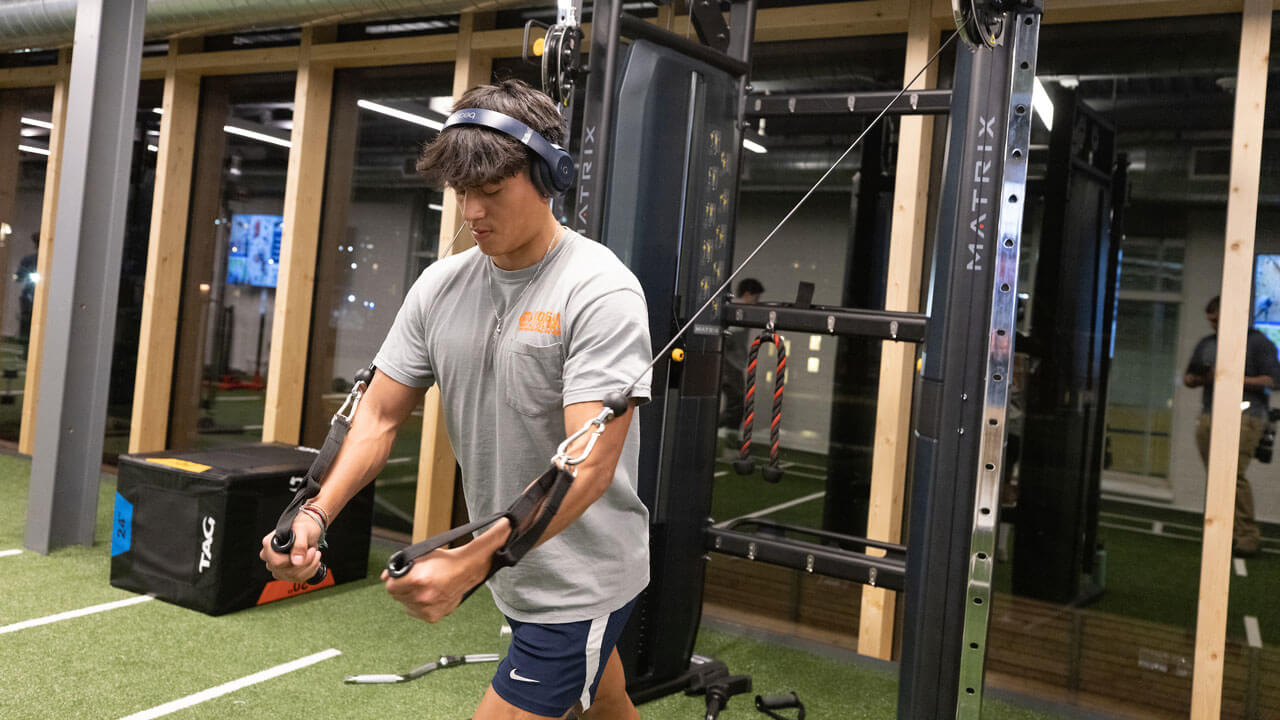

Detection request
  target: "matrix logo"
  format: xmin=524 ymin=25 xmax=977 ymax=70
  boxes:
xmin=198 ymin=516 xmax=216 ymax=573
xmin=967 ymin=116 xmax=997 ymax=272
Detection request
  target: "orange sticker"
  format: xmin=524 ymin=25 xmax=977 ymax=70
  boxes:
xmin=256 ymin=570 xmax=335 ymax=605
xmin=146 ymin=457 xmax=212 ymax=473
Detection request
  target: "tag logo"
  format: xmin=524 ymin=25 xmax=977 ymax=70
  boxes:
xmin=198 ymin=516 xmax=216 ymax=573
xmin=289 ymin=476 xmax=304 ymax=491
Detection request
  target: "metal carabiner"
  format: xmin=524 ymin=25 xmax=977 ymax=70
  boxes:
xmin=333 ymin=377 xmax=369 ymax=426
xmin=553 ymin=406 xmax=614 ymax=467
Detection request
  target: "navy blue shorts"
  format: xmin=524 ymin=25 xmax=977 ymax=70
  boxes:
xmin=491 ymin=597 xmax=637 ymax=717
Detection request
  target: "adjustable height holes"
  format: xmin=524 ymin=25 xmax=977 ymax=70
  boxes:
xmin=1024 ymin=16 xmax=1034 ymax=25
xmin=1008 ymin=194 xmax=1018 ymax=203
xmin=980 ymin=507 xmax=991 ymax=516
xmin=1011 ymin=148 xmax=1023 ymax=160
xmin=993 ymin=373 xmax=1003 ymax=382
xmin=1005 ymin=238 xmax=1014 ymax=248
xmin=1020 ymin=61 xmax=1030 ymax=70
xmin=966 ymin=688 xmax=977 ymax=696
xmin=970 ymin=642 xmax=980 ymax=650
xmin=973 ymin=596 xmax=984 ymax=605
xmin=1016 ymin=104 xmax=1027 ymax=115
xmin=1000 ymin=283 xmax=1010 ymax=292
xmin=977 ymin=552 xmax=988 ymax=561
xmin=988 ymin=417 xmax=998 ymax=425
xmin=984 ymin=463 xmax=995 ymax=471
xmin=996 ymin=329 xmax=1006 ymax=337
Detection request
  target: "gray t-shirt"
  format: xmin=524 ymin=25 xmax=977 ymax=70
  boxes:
xmin=374 ymin=229 xmax=652 ymax=623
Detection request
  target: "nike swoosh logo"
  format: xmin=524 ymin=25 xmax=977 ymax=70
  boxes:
xmin=509 ymin=668 xmax=540 ymax=684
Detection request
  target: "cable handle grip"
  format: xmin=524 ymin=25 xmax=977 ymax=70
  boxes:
xmin=270 ymin=528 xmax=328 ymax=586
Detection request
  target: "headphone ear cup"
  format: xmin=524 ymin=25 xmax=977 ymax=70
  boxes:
xmin=531 ymin=159 xmax=556 ymax=197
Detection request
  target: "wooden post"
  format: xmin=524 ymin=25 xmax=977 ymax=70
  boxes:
xmin=858 ymin=0 xmax=938 ymax=661
xmin=1191 ymin=1 xmax=1271 ymax=716
xmin=262 ymin=27 xmax=335 ymax=444
xmin=128 ymin=43 xmax=201 ymax=453
xmin=19 ymin=50 xmax=70 ymax=456
xmin=413 ymin=11 xmax=492 ymax=542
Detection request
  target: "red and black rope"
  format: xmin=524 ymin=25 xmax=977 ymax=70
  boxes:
xmin=732 ymin=330 xmax=786 ymax=483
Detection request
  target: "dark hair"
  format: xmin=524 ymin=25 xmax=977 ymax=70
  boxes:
xmin=736 ymin=278 xmax=765 ymax=296
xmin=416 ymin=79 xmax=565 ymax=193
xmin=1205 ymin=296 xmax=1220 ymax=314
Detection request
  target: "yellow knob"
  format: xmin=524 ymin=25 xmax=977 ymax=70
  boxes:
xmin=533 ymin=37 xmax=546 ymax=57
xmin=916 ymin=357 xmax=923 ymax=373
xmin=672 ymin=348 xmax=685 ymax=362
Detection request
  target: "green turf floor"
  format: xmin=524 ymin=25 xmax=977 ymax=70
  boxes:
xmin=0 ymin=453 xmax=1063 ymax=720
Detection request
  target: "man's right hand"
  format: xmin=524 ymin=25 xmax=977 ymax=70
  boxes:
xmin=260 ymin=517 xmax=323 ymax=584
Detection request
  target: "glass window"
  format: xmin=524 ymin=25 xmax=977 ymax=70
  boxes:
xmin=102 ymin=80 xmax=165 ymax=463
xmin=702 ymin=33 xmax=911 ymax=648
xmin=169 ymin=73 xmax=296 ymax=451
xmin=303 ymin=64 xmax=454 ymax=535
xmin=0 ymin=87 xmax=53 ymax=442
xmin=987 ymin=14 xmax=1280 ymax=719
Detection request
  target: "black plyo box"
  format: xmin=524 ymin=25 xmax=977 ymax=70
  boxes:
xmin=110 ymin=442 xmax=374 ymax=616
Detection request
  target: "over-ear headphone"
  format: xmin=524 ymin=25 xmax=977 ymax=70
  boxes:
xmin=442 ymin=108 xmax=576 ymax=197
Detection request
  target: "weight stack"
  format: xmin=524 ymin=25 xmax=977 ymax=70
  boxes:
xmin=110 ymin=442 xmax=374 ymax=615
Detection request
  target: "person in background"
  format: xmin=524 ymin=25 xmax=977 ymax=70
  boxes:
xmin=1183 ymin=295 xmax=1280 ymax=558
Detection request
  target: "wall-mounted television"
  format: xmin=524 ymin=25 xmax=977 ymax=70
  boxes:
xmin=1254 ymin=254 xmax=1280 ymax=352
xmin=225 ymin=213 xmax=283 ymax=289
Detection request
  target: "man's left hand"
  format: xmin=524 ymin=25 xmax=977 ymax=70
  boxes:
xmin=380 ymin=545 xmax=486 ymax=623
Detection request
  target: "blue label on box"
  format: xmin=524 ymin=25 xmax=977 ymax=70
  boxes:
xmin=111 ymin=492 xmax=133 ymax=557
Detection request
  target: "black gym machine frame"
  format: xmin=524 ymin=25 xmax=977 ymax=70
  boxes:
xmin=538 ymin=0 xmax=1046 ymax=717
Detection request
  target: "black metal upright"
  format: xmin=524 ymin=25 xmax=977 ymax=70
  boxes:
xmin=1012 ymin=89 xmax=1119 ymax=605
xmin=900 ymin=4 xmax=1041 ymax=718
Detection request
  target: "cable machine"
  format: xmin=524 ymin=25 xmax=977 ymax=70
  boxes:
xmin=523 ymin=0 xmax=1046 ymax=716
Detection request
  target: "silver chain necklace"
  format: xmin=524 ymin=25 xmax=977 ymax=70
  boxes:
xmin=486 ymin=225 xmax=566 ymax=339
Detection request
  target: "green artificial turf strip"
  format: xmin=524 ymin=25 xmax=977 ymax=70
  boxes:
xmin=0 ymin=451 xmax=1065 ymax=720
xmin=710 ymin=461 xmax=826 ymax=528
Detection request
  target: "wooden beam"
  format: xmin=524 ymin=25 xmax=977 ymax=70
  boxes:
xmin=0 ymin=65 xmax=62 ymax=89
xmin=858 ymin=0 xmax=939 ymax=662
xmin=19 ymin=51 xmax=70 ymax=455
xmin=412 ymin=12 xmax=492 ymax=543
xmin=139 ymin=55 xmax=166 ymax=80
xmin=174 ymin=46 xmax=300 ymax=75
xmin=1041 ymin=0 xmax=1259 ymax=25
xmin=262 ymin=28 xmax=334 ymax=444
xmin=1191 ymin=1 xmax=1271 ymax=716
xmin=127 ymin=51 xmax=201 ymax=454
xmin=755 ymin=1 xmax=910 ymax=41
xmin=309 ymin=33 xmax=457 ymax=67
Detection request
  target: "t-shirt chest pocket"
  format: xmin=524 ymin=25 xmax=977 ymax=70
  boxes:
xmin=500 ymin=341 xmax=564 ymax=417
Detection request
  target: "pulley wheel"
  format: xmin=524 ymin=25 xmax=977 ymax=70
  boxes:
xmin=952 ymin=0 xmax=1005 ymax=49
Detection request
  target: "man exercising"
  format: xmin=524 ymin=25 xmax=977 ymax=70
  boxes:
xmin=261 ymin=79 xmax=651 ymax=719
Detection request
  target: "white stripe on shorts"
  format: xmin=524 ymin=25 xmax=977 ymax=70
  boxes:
xmin=578 ymin=613 xmax=609 ymax=711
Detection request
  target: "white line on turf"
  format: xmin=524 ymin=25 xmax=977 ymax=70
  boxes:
xmin=117 ymin=649 xmax=342 ymax=720
xmin=714 ymin=471 xmax=728 ymax=478
xmin=0 ymin=549 xmax=21 ymax=558
xmin=1152 ymin=521 xmax=1164 ymax=535
xmin=0 ymin=595 xmax=154 ymax=635
xmin=714 ymin=491 xmax=826 ymax=528
xmin=1244 ymin=616 xmax=1262 ymax=648
xmin=1235 ymin=558 xmax=1248 ymax=577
